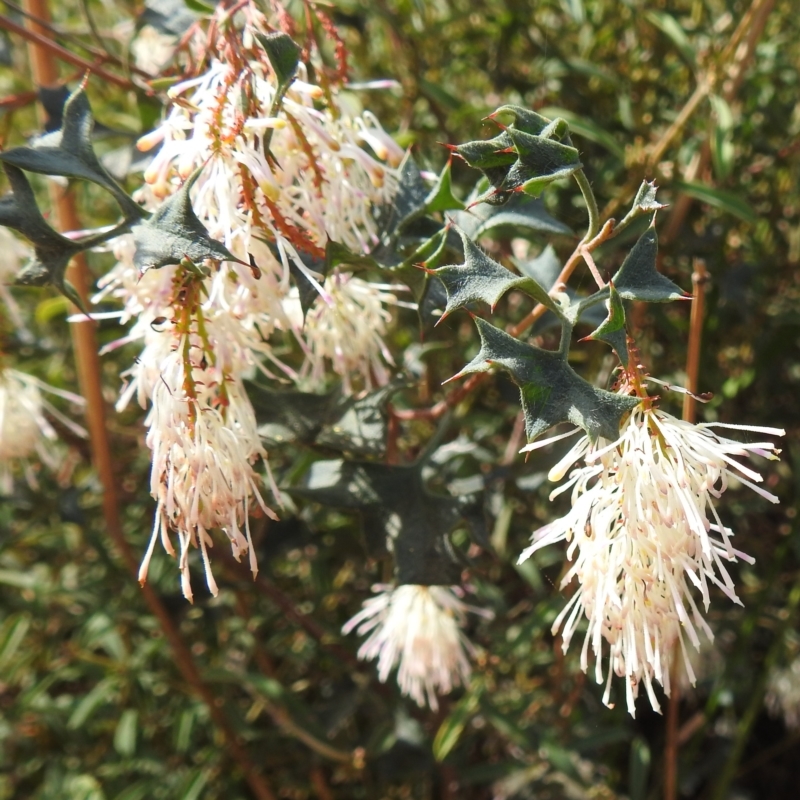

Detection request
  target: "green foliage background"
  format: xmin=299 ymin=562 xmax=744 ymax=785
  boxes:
xmin=1 ymin=1 xmax=799 ymax=798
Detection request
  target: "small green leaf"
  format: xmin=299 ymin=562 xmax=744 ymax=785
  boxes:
xmin=646 ymin=11 xmax=697 ymax=69
xmin=612 ymin=226 xmax=687 ymax=302
xmin=451 ymin=133 xmax=515 ymax=171
xmin=431 ymin=225 xmax=558 ymax=321
xmin=252 ymin=385 xmax=341 ymax=445
xmin=629 ymin=180 xmax=667 ymax=216
xmin=378 ymin=152 xmax=429 ymax=238
xmin=582 ymin=282 xmax=629 ymax=366
xmin=316 ymin=381 xmax=404 ymax=456
xmin=0 ymin=85 xmax=145 ymax=220
xmin=67 ymin=676 xmax=118 ymax=729
xmin=131 ymin=168 xmax=243 ymax=272
xmin=0 ymin=613 xmax=30 ymax=670
xmin=114 ymin=709 xmax=138 ymax=757
xmin=629 ymin=736 xmax=652 ymax=800
xmin=454 ymin=317 xmax=638 ymax=441
xmin=433 ymin=686 xmax=483 ymax=761
xmin=424 ymin=158 xmax=465 ymax=213
xmin=709 ymin=94 xmax=735 ymax=181
xmin=254 ymin=32 xmax=302 ymax=90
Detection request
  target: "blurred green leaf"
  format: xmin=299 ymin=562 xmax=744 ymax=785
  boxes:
xmin=673 ymin=179 xmax=757 ymax=223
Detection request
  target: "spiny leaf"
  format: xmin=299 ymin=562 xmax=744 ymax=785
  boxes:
xmin=255 ymin=32 xmax=302 ymax=91
xmin=489 ymin=105 xmax=552 ymax=137
xmin=454 ymin=317 xmax=638 ymax=441
xmin=582 ymin=282 xmax=629 ymax=366
xmin=431 ymin=226 xmax=558 ymax=321
xmin=612 ymin=226 xmax=687 ymax=302
xmin=501 ymin=128 xmax=582 ymax=197
xmin=0 ymin=164 xmax=86 ymax=309
xmin=456 ymin=191 xmax=572 ymax=239
xmin=290 ymin=459 xmax=474 ymax=584
xmin=629 ymin=180 xmax=667 ymax=214
xmin=251 ymin=386 xmax=341 ymax=445
xmin=0 ymin=85 xmax=145 ymax=220
xmin=377 ymin=152 xmax=429 ymax=240
xmin=451 ymin=133 xmax=514 ymax=171
xmin=131 ymin=169 xmax=243 ymax=272
xmin=316 ymin=382 xmax=405 ymax=457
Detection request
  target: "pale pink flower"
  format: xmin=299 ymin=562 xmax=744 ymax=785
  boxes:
xmin=343 ymin=584 xmax=484 ymax=710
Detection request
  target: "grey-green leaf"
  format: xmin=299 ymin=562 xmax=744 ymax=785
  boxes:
xmin=290 ymin=459 xmax=470 ymax=585
xmin=456 ymin=192 xmax=572 ymax=239
xmin=502 ymin=128 xmax=582 ymax=197
xmin=431 ymin=226 xmax=558 ymax=321
xmin=0 ymin=85 xmax=145 ymax=220
xmin=582 ymin=282 xmax=629 ymax=366
xmin=612 ymin=226 xmax=687 ymax=302
xmin=131 ymin=168 xmax=243 ymax=272
xmin=454 ymin=317 xmax=637 ymax=441
xmin=0 ymin=164 xmax=86 ymax=309
xmin=255 ymin=32 xmax=302 ymax=90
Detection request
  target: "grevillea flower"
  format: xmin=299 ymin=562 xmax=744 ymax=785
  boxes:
xmin=343 ymin=584 xmax=483 ymax=711
xmin=0 ymin=368 xmax=85 ymax=493
xmin=96 ymin=3 xmax=406 ymax=598
xmin=289 ymin=273 xmax=404 ymax=393
xmin=519 ymin=397 xmax=783 ymax=716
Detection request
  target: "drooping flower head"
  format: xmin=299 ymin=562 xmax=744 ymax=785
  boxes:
xmin=519 ymin=373 xmax=783 ymax=716
xmin=343 ymin=584 xmax=485 ymax=711
xmin=97 ymin=3 xmax=406 ymax=598
xmin=0 ymin=367 xmax=85 ymax=493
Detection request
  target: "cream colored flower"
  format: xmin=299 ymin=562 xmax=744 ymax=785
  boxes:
xmin=520 ymin=402 xmax=783 ymax=716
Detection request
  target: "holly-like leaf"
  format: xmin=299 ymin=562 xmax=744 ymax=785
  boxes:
xmin=500 ymin=128 xmax=582 ymax=197
xmin=251 ymin=386 xmax=341 ymax=445
xmin=0 ymin=164 xmax=87 ymax=309
xmin=430 ymin=226 xmax=558 ymax=321
xmin=612 ymin=226 xmax=687 ymax=302
xmin=454 ymin=317 xmax=638 ymax=441
xmin=255 ymin=32 xmax=302 ymax=91
xmin=131 ymin=169 xmax=243 ymax=272
xmin=376 ymin=153 xmax=429 ymax=241
xmin=630 ymin=180 xmax=667 ymax=215
xmin=451 ymin=133 xmax=515 ymax=171
xmin=0 ymin=85 xmax=145 ymax=221
xmin=290 ymin=459 xmax=475 ymax=584
xmin=456 ymin=190 xmax=572 ymax=239
xmin=582 ymin=282 xmax=629 ymax=366
xmin=317 ymin=382 xmax=405 ymax=457
xmin=489 ymin=105 xmax=553 ymax=137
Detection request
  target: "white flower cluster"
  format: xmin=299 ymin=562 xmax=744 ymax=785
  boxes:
xmin=100 ymin=5 xmax=405 ymax=598
xmin=519 ymin=400 xmax=783 ymax=716
xmin=343 ymin=584 xmax=481 ymax=710
xmin=0 ymin=368 xmax=85 ymax=493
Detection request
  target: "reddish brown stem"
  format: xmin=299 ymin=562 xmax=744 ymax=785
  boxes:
xmin=22 ymin=3 xmax=275 ymax=798
xmin=2 ymin=11 xmax=132 ymax=88
xmin=682 ymin=260 xmax=709 ymax=423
